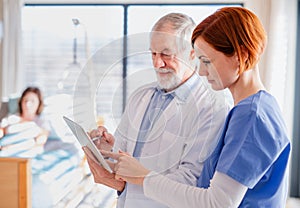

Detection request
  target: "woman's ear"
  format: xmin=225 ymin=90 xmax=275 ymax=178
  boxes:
xmin=235 ymin=46 xmax=249 ymax=72
xmin=240 ymin=45 xmax=249 ymax=63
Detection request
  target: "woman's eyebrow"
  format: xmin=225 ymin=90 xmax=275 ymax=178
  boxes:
xmin=198 ymin=55 xmax=208 ymax=59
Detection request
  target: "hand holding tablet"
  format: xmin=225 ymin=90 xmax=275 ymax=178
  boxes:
xmin=63 ymin=116 xmax=113 ymax=173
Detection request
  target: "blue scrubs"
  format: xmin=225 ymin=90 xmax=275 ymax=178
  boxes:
xmin=197 ymin=90 xmax=290 ymax=207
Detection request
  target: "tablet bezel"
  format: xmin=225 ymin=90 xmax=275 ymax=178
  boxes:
xmin=63 ymin=116 xmax=113 ymax=173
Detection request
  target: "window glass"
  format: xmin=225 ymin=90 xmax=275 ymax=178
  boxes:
xmin=126 ymin=5 xmax=240 ymax=95
xmin=22 ymin=4 xmax=240 ymax=130
xmin=22 ymin=6 xmax=123 ymax=129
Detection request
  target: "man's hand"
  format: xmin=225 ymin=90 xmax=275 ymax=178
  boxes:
xmin=83 ymin=146 xmax=125 ymax=191
xmin=89 ymin=126 xmax=114 ymax=151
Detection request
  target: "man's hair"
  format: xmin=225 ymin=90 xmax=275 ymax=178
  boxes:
xmin=151 ymin=13 xmax=196 ymax=52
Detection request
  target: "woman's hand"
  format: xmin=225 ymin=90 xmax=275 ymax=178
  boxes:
xmin=0 ymin=128 xmax=4 ymax=138
xmin=35 ymin=129 xmax=49 ymax=145
xmin=102 ymin=150 xmax=151 ymax=185
xmin=89 ymin=126 xmax=114 ymax=151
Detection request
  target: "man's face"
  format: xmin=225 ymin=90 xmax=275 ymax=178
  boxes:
xmin=150 ymin=31 xmax=194 ymax=91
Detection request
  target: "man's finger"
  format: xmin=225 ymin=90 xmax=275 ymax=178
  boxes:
xmin=118 ymin=149 xmax=130 ymax=156
xmin=103 ymin=132 xmax=113 ymax=141
xmin=101 ymin=150 xmax=121 ymax=160
xmin=89 ymin=129 xmax=101 ymax=138
xmin=97 ymin=126 xmax=107 ymax=135
xmin=115 ymin=173 xmax=124 ymax=181
xmin=92 ymin=136 xmax=102 ymax=142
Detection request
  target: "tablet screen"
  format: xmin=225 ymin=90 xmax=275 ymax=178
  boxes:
xmin=63 ymin=116 xmax=113 ymax=173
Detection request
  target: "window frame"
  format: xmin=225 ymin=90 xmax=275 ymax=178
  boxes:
xmin=23 ymin=2 xmax=243 ymax=112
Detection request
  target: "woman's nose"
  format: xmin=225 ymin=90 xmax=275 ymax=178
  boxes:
xmin=25 ymin=101 xmax=33 ymax=107
xmin=198 ymin=65 xmax=208 ymax=76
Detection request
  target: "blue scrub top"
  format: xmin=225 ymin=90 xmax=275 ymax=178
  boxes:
xmin=197 ymin=90 xmax=290 ymax=207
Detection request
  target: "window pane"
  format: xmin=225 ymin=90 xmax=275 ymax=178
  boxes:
xmin=22 ymin=6 xmax=123 ymax=129
xmin=126 ymin=5 xmax=240 ymax=96
xmin=22 ymin=4 xmax=241 ymax=130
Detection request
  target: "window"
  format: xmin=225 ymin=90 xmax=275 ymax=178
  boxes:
xmin=22 ymin=3 xmax=240 ymax=130
xmin=23 ymin=5 xmax=124 ymax=129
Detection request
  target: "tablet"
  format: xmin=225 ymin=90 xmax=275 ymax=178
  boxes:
xmin=63 ymin=116 xmax=113 ymax=173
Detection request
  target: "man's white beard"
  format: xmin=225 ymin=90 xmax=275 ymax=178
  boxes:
xmin=155 ymin=68 xmax=182 ymax=91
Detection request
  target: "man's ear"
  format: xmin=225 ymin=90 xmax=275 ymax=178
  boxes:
xmin=189 ymin=49 xmax=195 ymax=60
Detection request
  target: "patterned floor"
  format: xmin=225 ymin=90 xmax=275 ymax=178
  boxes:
xmin=286 ymin=198 xmax=300 ymax=208
xmin=56 ymin=174 xmax=117 ymax=208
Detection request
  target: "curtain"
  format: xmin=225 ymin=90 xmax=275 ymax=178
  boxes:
xmin=1 ymin=0 xmax=24 ymax=98
xmin=247 ymin=0 xmax=297 ymax=138
xmin=256 ymin=0 xmax=298 ymax=197
xmin=266 ymin=0 xmax=297 ymax=137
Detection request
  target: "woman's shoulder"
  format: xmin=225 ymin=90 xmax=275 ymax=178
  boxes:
xmin=227 ymin=90 xmax=286 ymax=134
xmin=229 ymin=90 xmax=289 ymax=143
xmin=232 ymin=90 xmax=279 ymax=116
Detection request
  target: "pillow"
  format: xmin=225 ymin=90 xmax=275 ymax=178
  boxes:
xmin=43 ymin=94 xmax=76 ymax=143
xmin=0 ymin=101 xmax=9 ymax=120
xmin=8 ymin=95 xmax=20 ymax=115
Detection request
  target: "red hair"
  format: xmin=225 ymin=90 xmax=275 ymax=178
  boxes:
xmin=192 ymin=7 xmax=267 ymax=73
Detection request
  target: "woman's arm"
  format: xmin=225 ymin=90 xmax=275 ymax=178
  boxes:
xmin=144 ymin=171 xmax=247 ymax=208
xmin=105 ymin=151 xmax=248 ymax=208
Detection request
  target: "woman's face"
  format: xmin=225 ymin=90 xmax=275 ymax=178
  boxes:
xmin=21 ymin=92 xmax=40 ymax=116
xmin=193 ymin=37 xmax=240 ymax=91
